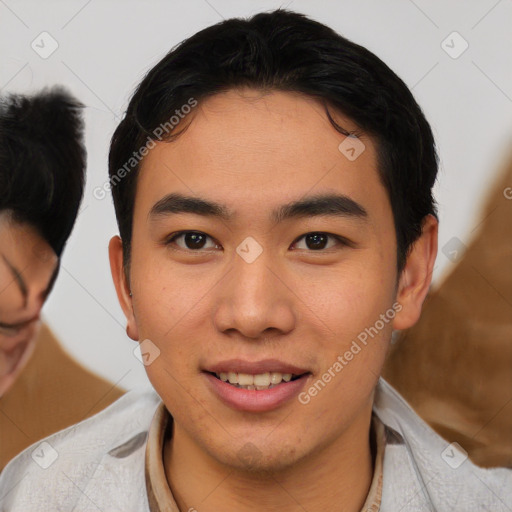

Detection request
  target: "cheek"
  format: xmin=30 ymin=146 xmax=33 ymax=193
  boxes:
xmin=295 ymin=260 xmax=395 ymax=336
xmin=130 ymin=248 xmax=185 ymax=333
xmin=0 ymin=286 xmax=24 ymax=313
xmin=293 ymin=262 xmax=396 ymax=412
xmin=129 ymin=254 xmax=211 ymax=377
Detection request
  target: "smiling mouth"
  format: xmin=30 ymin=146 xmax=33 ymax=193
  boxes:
xmin=209 ymin=371 xmax=306 ymax=390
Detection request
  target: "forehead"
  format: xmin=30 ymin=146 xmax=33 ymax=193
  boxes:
xmin=0 ymin=213 xmax=53 ymax=263
xmin=135 ymin=89 xmax=388 ymax=222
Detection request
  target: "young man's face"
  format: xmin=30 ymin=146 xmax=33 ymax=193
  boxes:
xmin=0 ymin=212 xmax=58 ymax=396
xmin=110 ymin=89 xmax=436 ymax=472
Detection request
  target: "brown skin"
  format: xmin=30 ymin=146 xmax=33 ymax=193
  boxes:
xmin=0 ymin=211 xmax=58 ymax=396
xmin=110 ymin=89 xmax=437 ymax=511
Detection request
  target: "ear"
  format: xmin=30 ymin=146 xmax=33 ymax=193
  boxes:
xmin=108 ymin=235 xmax=139 ymax=341
xmin=393 ymin=214 xmax=438 ymax=330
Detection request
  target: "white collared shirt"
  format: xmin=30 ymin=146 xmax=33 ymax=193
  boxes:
xmin=0 ymin=379 xmax=510 ymax=511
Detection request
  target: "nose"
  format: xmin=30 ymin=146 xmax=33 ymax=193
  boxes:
xmin=213 ymin=250 xmax=296 ymax=340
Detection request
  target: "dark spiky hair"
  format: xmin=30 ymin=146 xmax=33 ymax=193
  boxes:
xmin=0 ymin=87 xmax=86 ymax=256
xmin=109 ymin=9 xmax=438 ymax=273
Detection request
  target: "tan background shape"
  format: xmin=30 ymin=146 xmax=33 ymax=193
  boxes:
xmin=384 ymin=151 xmax=512 ymax=468
xmin=0 ymin=323 xmax=125 ymax=471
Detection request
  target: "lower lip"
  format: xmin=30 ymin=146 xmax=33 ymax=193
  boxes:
xmin=203 ymin=372 xmax=310 ymax=412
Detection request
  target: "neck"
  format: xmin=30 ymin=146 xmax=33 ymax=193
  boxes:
xmin=164 ymin=405 xmax=375 ymax=512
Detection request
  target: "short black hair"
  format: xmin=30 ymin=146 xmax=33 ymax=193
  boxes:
xmin=0 ymin=87 xmax=86 ymax=257
xmin=109 ymin=9 xmax=438 ymax=273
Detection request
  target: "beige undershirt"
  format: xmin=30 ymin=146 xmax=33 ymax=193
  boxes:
xmin=145 ymin=403 xmax=384 ymax=512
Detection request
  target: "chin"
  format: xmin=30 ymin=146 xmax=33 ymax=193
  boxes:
xmin=0 ymin=336 xmax=37 ymax=397
xmin=214 ymin=439 xmax=306 ymax=476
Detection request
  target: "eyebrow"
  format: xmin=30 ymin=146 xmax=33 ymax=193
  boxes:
xmin=149 ymin=192 xmax=368 ymax=224
xmin=1 ymin=254 xmax=28 ymax=306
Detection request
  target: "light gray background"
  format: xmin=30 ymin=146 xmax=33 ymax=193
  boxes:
xmin=1 ymin=0 xmax=511 ymax=390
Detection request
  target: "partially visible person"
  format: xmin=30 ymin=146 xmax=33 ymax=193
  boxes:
xmin=0 ymin=89 xmax=124 ymax=471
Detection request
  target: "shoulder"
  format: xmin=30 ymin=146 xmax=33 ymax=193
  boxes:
xmin=373 ymin=378 xmax=512 ymax=511
xmin=0 ymin=387 xmax=161 ymax=511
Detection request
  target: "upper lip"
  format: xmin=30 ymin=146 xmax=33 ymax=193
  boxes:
xmin=204 ymin=359 xmax=310 ymax=375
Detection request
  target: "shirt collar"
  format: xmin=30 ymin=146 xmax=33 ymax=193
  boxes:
xmin=145 ymin=403 xmax=179 ymax=511
xmin=145 ymin=404 xmax=385 ymax=512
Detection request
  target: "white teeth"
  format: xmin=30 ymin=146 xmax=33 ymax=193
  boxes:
xmin=270 ymin=372 xmax=283 ymax=384
xmin=253 ymin=373 xmax=270 ymax=386
xmin=238 ymin=373 xmax=254 ymax=386
xmin=214 ymin=371 xmax=298 ymax=389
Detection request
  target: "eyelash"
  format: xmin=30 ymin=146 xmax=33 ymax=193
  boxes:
xmin=164 ymin=231 xmax=351 ymax=252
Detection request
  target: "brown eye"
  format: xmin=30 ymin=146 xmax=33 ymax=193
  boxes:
xmin=183 ymin=232 xmax=207 ymax=249
xmin=166 ymin=231 xmax=219 ymax=251
xmin=292 ymin=232 xmax=344 ymax=251
xmin=305 ymin=233 xmax=328 ymax=250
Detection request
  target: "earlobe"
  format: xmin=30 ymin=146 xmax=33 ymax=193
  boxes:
xmin=108 ymin=236 xmax=139 ymax=341
xmin=392 ymin=214 xmax=438 ymax=331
